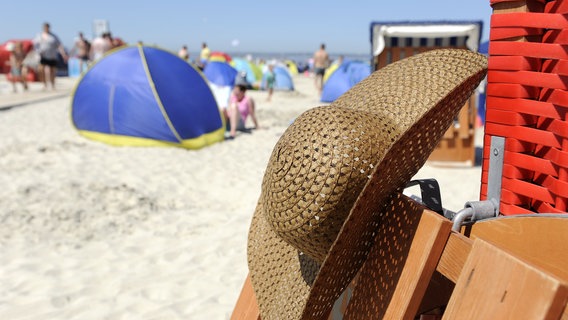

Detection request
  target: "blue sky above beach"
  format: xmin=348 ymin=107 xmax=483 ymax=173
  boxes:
xmin=2 ymin=1 xmax=491 ymax=56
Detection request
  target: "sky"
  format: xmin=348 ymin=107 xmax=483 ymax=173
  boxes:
xmin=1 ymin=1 xmax=492 ymax=56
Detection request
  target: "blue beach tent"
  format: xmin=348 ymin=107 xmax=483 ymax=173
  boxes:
xmin=320 ymin=61 xmax=371 ymax=103
xmin=231 ymin=58 xmax=262 ymax=85
xmin=71 ymin=45 xmax=225 ymax=149
xmin=204 ymin=61 xmax=238 ymax=109
xmin=261 ymin=65 xmax=294 ymax=91
xmin=203 ymin=61 xmax=238 ymax=87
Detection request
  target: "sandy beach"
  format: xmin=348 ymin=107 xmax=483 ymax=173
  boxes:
xmin=0 ymin=73 xmax=483 ymax=319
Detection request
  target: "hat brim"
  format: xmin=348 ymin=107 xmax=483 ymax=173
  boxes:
xmin=248 ymin=49 xmax=487 ymax=319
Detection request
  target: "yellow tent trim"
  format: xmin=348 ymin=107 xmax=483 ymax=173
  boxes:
xmin=285 ymin=60 xmax=299 ymax=75
xmin=78 ymin=127 xmax=225 ymax=150
xmin=209 ymin=56 xmax=227 ymax=62
xmin=323 ymin=63 xmax=339 ymax=83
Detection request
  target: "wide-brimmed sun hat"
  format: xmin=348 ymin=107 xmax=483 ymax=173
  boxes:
xmin=247 ymin=49 xmax=487 ymax=319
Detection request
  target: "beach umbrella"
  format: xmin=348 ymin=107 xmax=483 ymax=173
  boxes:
xmin=71 ymin=45 xmax=225 ymax=149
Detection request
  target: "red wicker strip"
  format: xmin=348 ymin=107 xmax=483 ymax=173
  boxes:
xmin=488 ymin=70 xmax=568 ymax=90
xmin=482 ymin=0 xmax=568 ymax=214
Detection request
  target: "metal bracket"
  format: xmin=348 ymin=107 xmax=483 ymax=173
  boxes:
xmin=487 ymin=136 xmax=505 ymax=214
xmin=405 ymin=179 xmax=455 ymax=219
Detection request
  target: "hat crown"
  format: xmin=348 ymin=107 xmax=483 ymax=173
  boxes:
xmin=262 ymin=106 xmax=400 ymax=262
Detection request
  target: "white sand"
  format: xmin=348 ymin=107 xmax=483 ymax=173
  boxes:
xmin=0 ymin=74 xmax=482 ymax=319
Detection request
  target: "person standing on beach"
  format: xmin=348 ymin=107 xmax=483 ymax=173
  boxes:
xmin=33 ymin=22 xmax=68 ymax=90
xmin=178 ymin=45 xmax=190 ymax=61
xmin=7 ymin=41 xmax=29 ymax=92
xmin=72 ymin=32 xmax=91 ymax=72
xmin=264 ymin=64 xmax=275 ymax=102
xmin=313 ymin=43 xmax=329 ymax=96
xmin=199 ymin=42 xmax=211 ymax=70
xmin=90 ymin=32 xmax=112 ymax=62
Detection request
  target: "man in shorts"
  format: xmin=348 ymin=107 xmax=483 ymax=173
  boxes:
xmin=34 ymin=22 xmax=68 ymax=90
xmin=73 ymin=32 xmax=91 ymax=73
xmin=313 ymin=43 xmax=330 ymax=96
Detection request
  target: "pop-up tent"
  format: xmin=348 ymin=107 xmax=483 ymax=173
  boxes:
xmin=261 ymin=65 xmax=294 ymax=91
xmin=231 ymin=58 xmax=263 ymax=85
xmin=209 ymin=51 xmax=232 ymax=63
xmin=71 ymin=45 xmax=225 ymax=149
xmin=321 ymin=61 xmax=371 ymax=103
xmin=204 ymin=61 xmax=238 ymax=87
xmin=204 ymin=61 xmax=238 ymax=109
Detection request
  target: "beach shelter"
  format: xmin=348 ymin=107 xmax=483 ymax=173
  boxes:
xmin=478 ymin=40 xmax=489 ymax=55
xmin=204 ymin=61 xmax=238 ymax=109
xmin=370 ymin=20 xmax=483 ymax=165
xmin=71 ymin=45 xmax=225 ymax=150
xmin=320 ymin=61 xmax=371 ymax=103
xmin=203 ymin=61 xmax=237 ymax=87
xmin=231 ymin=58 xmax=263 ymax=85
xmin=323 ymin=61 xmax=340 ymax=83
xmin=0 ymin=39 xmax=34 ymax=74
xmin=477 ymin=40 xmax=489 ymax=125
xmin=261 ymin=65 xmax=294 ymax=91
xmin=284 ymin=60 xmax=299 ymax=75
xmin=210 ymin=51 xmax=232 ymax=63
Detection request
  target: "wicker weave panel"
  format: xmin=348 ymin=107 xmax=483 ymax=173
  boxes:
xmin=482 ymin=0 xmax=568 ymax=214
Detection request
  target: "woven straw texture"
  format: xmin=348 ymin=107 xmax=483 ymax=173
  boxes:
xmin=482 ymin=0 xmax=568 ymax=214
xmin=343 ymin=192 xmax=425 ymax=319
xmin=248 ymin=49 xmax=487 ymax=320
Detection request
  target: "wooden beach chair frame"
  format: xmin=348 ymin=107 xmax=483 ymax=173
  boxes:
xmin=231 ymin=208 xmax=568 ymax=319
xmin=370 ymin=20 xmax=483 ymax=166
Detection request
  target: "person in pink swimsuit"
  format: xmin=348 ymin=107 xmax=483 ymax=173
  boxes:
xmin=226 ymin=84 xmax=259 ymax=139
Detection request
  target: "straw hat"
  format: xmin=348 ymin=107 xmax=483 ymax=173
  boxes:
xmin=248 ymin=49 xmax=487 ymax=319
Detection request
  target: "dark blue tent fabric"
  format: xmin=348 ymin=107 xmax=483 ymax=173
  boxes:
xmin=321 ymin=61 xmax=371 ymax=103
xmin=477 ymin=41 xmax=488 ymax=125
xmin=479 ymin=40 xmax=489 ymax=55
xmin=204 ymin=61 xmax=238 ymax=87
xmin=71 ymin=45 xmax=224 ymax=149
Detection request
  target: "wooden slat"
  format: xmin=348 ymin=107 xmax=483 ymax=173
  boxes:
xmin=442 ymin=239 xmax=568 ymax=320
xmin=469 ymin=215 xmax=568 ymax=282
xmin=436 ymin=232 xmax=473 ymax=283
xmin=233 ymin=214 xmax=568 ymax=319
xmin=230 ymin=275 xmax=261 ymax=320
xmin=342 ymin=200 xmax=451 ymax=320
xmin=491 ymin=0 xmax=544 ymax=15
xmin=457 ymin=101 xmax=471 ymax=139
xmin=382 ymin=210 xmax=452 ymax=319
xmin=391 ymin=47 xmax=401 ymax=63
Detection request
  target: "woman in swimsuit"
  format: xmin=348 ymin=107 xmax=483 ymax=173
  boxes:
xmin=226 ymin=84 xmax=259 ymax=139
